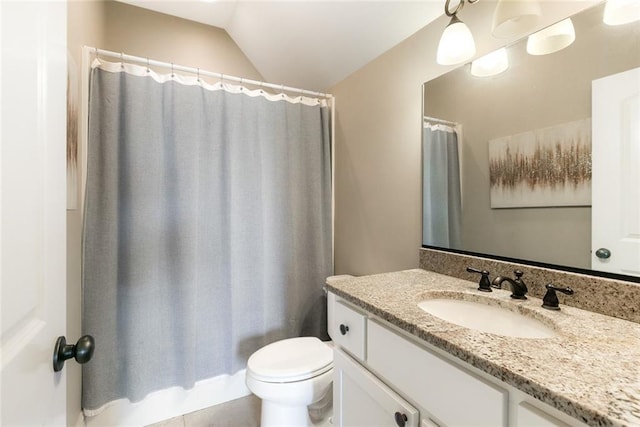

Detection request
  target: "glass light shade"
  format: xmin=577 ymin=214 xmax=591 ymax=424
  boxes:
xmin=437 ymin=16 xmax=476 ymax=66
xmin=471 ymin=48 xmax=509 ymax=77
xmin=492 ymin=0 xmax=542 ymax=39
xmin=603 ymin=0 xmax=640 ymax=26
xmin=526 ymin=18 xmax=576 ymax=55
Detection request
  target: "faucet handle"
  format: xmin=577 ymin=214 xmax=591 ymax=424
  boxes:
xmin=466 ymin=267 xmax=492 ymax=292
xmin=514 ymin=270 xmax=524 ymax=281
xmin=542 ymin=283 xmax=574 ymax=310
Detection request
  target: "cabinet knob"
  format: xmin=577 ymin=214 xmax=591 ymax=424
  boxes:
xmin=394 ymin=411 xmax=408 ymax=427
xmin=339 ymin=324 xmax=349 ymax=335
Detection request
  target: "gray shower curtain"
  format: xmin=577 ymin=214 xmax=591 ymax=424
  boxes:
xmin=422 ymin=123 xmax=462 ymax=249
xmin=82 ymin=65 xmax=332 ymax=411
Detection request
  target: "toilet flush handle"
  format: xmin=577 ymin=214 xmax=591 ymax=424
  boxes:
xmin=339 ymin=324 xmax=349 ymax=335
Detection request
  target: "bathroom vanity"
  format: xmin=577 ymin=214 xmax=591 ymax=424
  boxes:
xmin=326 ymin=270 xmax=640 ymax=427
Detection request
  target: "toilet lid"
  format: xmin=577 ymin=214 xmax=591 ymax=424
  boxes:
xmin=247 ymin=337 xmax=333 ymax=383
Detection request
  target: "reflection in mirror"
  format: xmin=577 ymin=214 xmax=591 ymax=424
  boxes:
xmin=422 ymin=119 xmax=462 ymax=249
xmin=422 ymin=1 xmax=640 ymax=279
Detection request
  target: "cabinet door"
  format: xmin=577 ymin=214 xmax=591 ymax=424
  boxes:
xmin=516 ymin=402 xmax=570 ymax=427
xmin=334 ymin=349 xmax=419 ymax=427
xmin=368 ymin=320 xmax=508 ymax=427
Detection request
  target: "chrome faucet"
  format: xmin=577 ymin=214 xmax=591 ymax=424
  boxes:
xmin=492 ymin=270 xmax=528 ymax=300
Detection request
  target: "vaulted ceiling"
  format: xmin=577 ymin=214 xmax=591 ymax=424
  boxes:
xmin=116 ymin=1 xmax=444 ymax=92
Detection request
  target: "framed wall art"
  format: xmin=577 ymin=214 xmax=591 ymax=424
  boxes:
xmin=489 ymin=118 xmax=591 ymax=208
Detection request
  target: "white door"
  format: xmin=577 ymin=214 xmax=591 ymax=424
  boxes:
xmin=1 ymin=1 xmax=68 ymax=425
xmin=592 ymin=67 xmax=640 ymax=277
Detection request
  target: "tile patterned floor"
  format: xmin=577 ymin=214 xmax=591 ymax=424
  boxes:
xmin=147 ymin=395 xmax=261 ymax=427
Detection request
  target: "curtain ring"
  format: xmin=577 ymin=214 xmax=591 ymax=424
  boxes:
xmin=171 ymin=63 xmax=175 ymax=78
xmin=120 ymin=52 xmax=124 ymax=69
xmin=239 ymin=77 xmax=244 ymax=91
xmin=146 ymin=58 xmax=150 ymax=74
xmin=197 ymin=68 xmax=200 ymax=83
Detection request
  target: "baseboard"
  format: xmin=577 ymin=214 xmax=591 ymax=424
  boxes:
xmin=83 ymin=370 xmax=251 ymax=426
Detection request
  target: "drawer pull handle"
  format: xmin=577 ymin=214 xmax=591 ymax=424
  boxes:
xmin=339 ymin=324 xmax=349 ymax=335
xmin=394 ymin=411 xmax=408 ymax=427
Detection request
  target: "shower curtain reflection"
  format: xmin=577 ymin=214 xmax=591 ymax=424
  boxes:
xmin=422 ymin=121 xmax=462 ymax=249
xmin=82 ymin=61 xmax=332 ymax=414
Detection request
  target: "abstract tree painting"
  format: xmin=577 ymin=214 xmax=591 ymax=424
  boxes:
xmin=489 ymin=118 xmax=591 ymax=208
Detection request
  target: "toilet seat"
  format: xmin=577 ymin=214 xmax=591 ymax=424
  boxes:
xmin=247 ymin=337 xmax=333 ymax=383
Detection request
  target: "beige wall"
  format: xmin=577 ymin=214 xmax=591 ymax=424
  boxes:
xmin=330 ymin=1 xmax=597 ymax=276
xmin=66 ymin=2 xmax=261 ymax=424
xmin=423 ymin=4 xmax=640 ymax=270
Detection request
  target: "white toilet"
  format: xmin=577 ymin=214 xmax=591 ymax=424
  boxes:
xmin=245 ymin=337 xmax=333 ymax=427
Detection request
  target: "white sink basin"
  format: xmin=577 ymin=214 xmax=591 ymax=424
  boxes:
xmin=418 ymin=298 xmax=557 ymax=339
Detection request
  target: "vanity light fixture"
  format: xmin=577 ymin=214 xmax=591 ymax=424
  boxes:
xmin=492 ymin=0 xmax=542 ymax=39
xmin=437 ymin=0 xmax=478 ymax=66
xmin=526 ymin=18 xmax=576 ymax=56
xmin=603 ymin=0 xmax=640 ymax=26
xmin=470 ymin=48 xmax=509 ymax=77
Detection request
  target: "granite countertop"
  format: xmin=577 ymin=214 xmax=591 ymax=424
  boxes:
xmin=325 ymin=269 xmax=640 ymax=427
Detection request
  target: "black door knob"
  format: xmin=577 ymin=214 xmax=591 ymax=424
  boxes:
xmin=53 ymin=335 xmax=95 ymax=372
xmin=339 ymin=324 xmax=349 ymax=335
xmin=595 ymin=248 xmax=611 ymax=259
xmin=394 ymin=411 xmax=408 ymax=427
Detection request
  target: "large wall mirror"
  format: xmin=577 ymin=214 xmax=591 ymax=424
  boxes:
xmin=422 ymin=1 xmax=640 ymax=281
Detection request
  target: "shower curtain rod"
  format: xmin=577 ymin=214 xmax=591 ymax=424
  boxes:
xmin=423 ymin=115 xmax=458 ymax=127
xmin=86 ymin=46 xmax=333 ymax=99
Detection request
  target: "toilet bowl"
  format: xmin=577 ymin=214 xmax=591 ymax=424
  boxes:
xmin=246 ymin=337 xmax=333 ymax=427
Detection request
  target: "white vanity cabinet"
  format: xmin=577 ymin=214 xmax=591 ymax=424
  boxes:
xmin=334 ymin=348 xmax=419 ymax=427
xmin=327 ymin=292 xmax=587 ymax=427
xmin=367 ymin=319 xmax=507 ymax=426
xmin=514 ymin=402 xmax=570 ymax=427
xmin=328 ymin=297 xmax=367 ymax=361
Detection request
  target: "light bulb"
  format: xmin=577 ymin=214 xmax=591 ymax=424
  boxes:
xmin=604 ymin=0 xmax=640 ymax=26
xmin=437 ymin=15 xmax=476 ymax=66
xmin=471 ymin=48 xmax=509 ymax=77
xmin=492 ymin=0 xmax=542 ymax=39
xmin=527 ymin=18 xmax=576 ymax=55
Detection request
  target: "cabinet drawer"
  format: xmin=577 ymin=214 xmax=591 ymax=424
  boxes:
xmin=330 ymin=298 xmax=367 ymax=361
xmin=334 ymin=349 xmax=419 ymax=427
xmin=516 ymin=402 xmax=570 ymax=427
xmin=367 ymin=319 xmax=508 ymax=427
